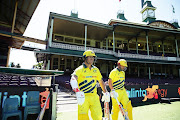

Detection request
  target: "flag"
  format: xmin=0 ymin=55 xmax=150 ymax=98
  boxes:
xmin=172 ymin=5 xmax=175 ymax=13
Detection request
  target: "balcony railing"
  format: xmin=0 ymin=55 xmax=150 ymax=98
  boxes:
xmin=117 ymin=52 xmax=177 ymax=61
xmin=52 ymin=42 xmax=116 ymax=55
xmin=51 ymin=42 xmax=180 ymax=62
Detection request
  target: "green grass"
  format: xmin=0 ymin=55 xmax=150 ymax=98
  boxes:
xmin=57 ymin=101 xmax=180 ymax=120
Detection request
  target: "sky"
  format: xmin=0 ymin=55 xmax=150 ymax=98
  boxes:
xmin=9 ymin=0 xmax=180 ymax=69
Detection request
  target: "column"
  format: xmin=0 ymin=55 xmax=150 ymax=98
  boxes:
xmin=84 ymin=24 xmax=87 ymax=51
xmin=106 ymin=38 xmax=108 ymax=50
xmin=49 ymin=17 xmax=54 ymax=47
xmin=6 ymin=47 xmax=11 ymax=67
xmin=162 ymin=40 xmax=165 ymax=56
xmin=113 ymin=31 xmax=115 ymax=52
xmin=136 ymin=37 xmax=138 ymax=54
xmin=146 ymin=31 xmax=149 ymax=56
xmin=175 ymin=35 xmax=179 ymax=57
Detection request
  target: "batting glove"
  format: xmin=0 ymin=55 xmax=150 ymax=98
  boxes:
xmin=75 ymin=89 xmax=85 ymax=105
xmin=102 ymin=92 xmax=110 ymax=102
xmin=110 ymin=89 xmax=118 ymax=99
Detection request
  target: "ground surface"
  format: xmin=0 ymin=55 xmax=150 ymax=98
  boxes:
xmin=56 ymin=88 xmax=180 ymax=120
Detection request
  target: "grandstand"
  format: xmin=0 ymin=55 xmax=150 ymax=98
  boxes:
xmin=35 ymin=12 xmax=180 ymax=87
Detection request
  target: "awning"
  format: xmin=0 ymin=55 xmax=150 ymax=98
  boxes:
xmin=0 ymin=67 xmax=64 ymax=76
xmin=35 ymin=48 xmax=118 ymax=62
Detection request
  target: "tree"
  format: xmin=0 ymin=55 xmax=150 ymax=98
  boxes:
xmin=33 ymin=62 xmax=44 ymax=69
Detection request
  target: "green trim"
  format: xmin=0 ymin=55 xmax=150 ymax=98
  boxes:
xmin=50 ymin=12 xmax=113 ymax=30
xmin=37 ymin=48 xmax=180 ymax=65
xmin=40 ymin=48 xmax=118 ymax=61
xmin=0 ymin=67 xmax=64 ymax=76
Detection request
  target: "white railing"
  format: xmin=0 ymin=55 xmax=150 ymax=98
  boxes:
xmin=51 ymin=42 xmax=179 ymax=62
xmin=52 ymin=42 xmax=116 ymax=55
xmin=117 ymin=52 xmax=178 ymax=61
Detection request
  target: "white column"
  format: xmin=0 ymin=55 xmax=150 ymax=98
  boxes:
xmin=162 ymin=40 xmax=165 ymax=56
xmin=146 ymin=31 xmax=149 ymax=56
xmin=136 ymin=37 xmax=138 ymax=54
xmin=113 ymin=31 xmax=115 ymax=52
xmin=106 ymin=38 xmax=108 ymax=50
xmin=49 ymin=17 xmax=54 ymax=47
xmin=175 ymin=36 xmax=179 ymax=57
xmin=85 ymin=24 xmax=87 ymax=51
xmin=47 ymin=60 xmax=50 ymax=70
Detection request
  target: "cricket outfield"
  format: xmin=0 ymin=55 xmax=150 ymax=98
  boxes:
xmin=56 ymin=91 xmax=180 ymax=120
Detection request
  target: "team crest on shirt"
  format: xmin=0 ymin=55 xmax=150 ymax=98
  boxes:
xmin=93 ymin=70 xmax=97 ymax=73
xmin=84 ymin=70 xmax=86 ymax=73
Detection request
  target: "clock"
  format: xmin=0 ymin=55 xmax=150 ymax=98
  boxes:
xmin=148 ymin=9 xmax=155 ymax=17
xmin=142 ymin=11 xmax=147 ymax=19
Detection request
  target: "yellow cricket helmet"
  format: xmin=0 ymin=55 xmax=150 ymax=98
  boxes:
xmin=117 ymin=59 xmax=128 ymax=67
xmin=83 ymin=50 xmax=96 ymax=57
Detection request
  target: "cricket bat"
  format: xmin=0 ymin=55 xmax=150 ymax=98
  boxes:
xmin=115 ymin=98 xmax=129 ymax=120
xmin=104 ymin=101 xmax=110 ymax=120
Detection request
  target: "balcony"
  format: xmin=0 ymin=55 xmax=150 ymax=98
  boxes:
xmin=50 ymin=42 xmax=180 ymax=63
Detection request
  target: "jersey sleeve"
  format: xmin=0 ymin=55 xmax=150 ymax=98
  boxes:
xmin=96 ymin=68 xmax=103 ymax=81
xmin=72 ymin=67 xmax=81 ymax=78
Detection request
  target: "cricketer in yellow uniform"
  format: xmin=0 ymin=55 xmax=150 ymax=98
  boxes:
xmin=109 ymin=59 xmax=133 ymax=120
xmin=72 ymin=63 xmax=103 ymax=120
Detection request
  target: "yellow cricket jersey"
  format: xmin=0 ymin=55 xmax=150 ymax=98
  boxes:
xmin=109 ymin=67 xmax=125 ymax=90
xmin=72 ymin=63 xmax=102 ymax=94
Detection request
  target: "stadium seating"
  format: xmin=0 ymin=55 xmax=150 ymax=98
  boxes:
xmin=2 ymin=98 xmax=22 ymax=120
xmin=0 ymin=74 xmax=37 ymax=86
xmin=24 ymin=91 xmax=40 ymax=120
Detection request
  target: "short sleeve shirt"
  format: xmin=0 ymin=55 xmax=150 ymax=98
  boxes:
xmin=72 ymin=63 xmax=102 ymax=94
xmin=109 ymin=67 xmax=125 ymax=90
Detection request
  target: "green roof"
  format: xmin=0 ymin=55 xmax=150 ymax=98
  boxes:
xmin=39 ymin=48 xmax=118 ymax=61
xmin=0 ymin=67 xmax=64 ymax=76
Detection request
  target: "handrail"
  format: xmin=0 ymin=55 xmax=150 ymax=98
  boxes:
xmin=36 ymin=93 xmax=50 ymax=120
xmin=51 ymin=42 xmax=180 ymax=62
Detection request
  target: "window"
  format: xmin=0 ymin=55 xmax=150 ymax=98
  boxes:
xmin=123 ymin=41 xmax=128 ymax=50
xmin=96 ymin=41 xmax=100 ymax=48
xmin=83 ymin=40 xmax=90 ymax=45
xmin=109 ymin=40 xmax=113 ymax=47
xmin=164 ymin=45 xmax=168 ymax=51
xmin=117 ymin=40 xmax=123 ymax=49
xmin=168 ymin=45 xmax=173 ymax=52
xmin=66 ymin=59 xmax=72 ymax=70
xmin=129 ymin=42 xmax=136 ymax=49
xmin=138 ymin=43 xmax=144 ymax=50
xmin=75 ymin=39 xmax=82 ymax=44
xmin=60 ymin=57 xmax=65 ymax=71
xmin=53 ymin=58 xmax=58 ymax=70
xmin=54 ymin=35 xmax=64 ymax=42
xmin=65 ymin=37 xmax=73 ymax=43
xmin=158 ymin=44 xmax=163 ymax=51
xmin=103 ymin=41 xmax=106 ymax=46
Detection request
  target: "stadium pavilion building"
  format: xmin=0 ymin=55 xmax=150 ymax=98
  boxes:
xmin=0 ymin=0 xmax=45 ymax=67
xmin=36 ymin=1 xmax=180 ymax=83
